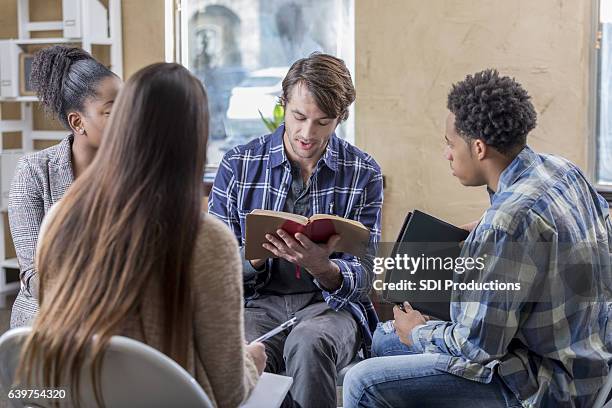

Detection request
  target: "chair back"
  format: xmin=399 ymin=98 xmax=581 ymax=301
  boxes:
xmin=0 ymin=327 xmax=214 ymax=408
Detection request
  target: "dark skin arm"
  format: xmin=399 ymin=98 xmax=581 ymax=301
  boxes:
xmin=393 ymin=302 xmax=428 ymax=346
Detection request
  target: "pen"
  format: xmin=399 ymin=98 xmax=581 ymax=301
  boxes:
xmin=252 ymin=317 xmax=298 ymax=343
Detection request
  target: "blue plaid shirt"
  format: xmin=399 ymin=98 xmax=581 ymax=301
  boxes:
xmin=410 ymin=146 xmax=612 ymax=407
xmin=209 ymin=124 xmax=383 ymax=350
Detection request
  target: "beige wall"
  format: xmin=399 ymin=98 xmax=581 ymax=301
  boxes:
xmin=121 ymin=0 xmax=165 ymax=78
xmin=355 ymin=0 xmax=594 ymax=240
xmin=0 ymin=0 xmax=18 ymax=38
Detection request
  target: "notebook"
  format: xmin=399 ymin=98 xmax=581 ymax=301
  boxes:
xmin=382 ymin=210 xmax=470 ymax=321
xmin=240 ymin=372 xmax=293 ymax=408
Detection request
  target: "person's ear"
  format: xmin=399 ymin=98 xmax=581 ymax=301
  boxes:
xmin=473 ymin=139 xmax=487 ymax=161
xmin=67 ymin=112 xmax=85 ymax=135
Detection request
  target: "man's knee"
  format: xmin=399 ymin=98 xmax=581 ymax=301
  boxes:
xmin=343 ymin=359 xmax=375 ymax=406
xmin=243 ymin=308 xmax=273 ymax=341
xmin=344 ymin=359 xmax=368 ymax=387
xmin=283 ymin=323 xmax=334 ymax=362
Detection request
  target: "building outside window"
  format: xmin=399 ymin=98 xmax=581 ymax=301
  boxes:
xmin=595 ymin=0 xmax=612 ymax=188
xmin=175 ymin=0 xmax=355 ymax=171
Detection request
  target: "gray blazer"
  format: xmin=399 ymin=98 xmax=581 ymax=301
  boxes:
xmin=9 ymin=136 xmax=74 ymax=327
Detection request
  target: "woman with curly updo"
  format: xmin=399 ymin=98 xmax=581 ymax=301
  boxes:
xmin=9 ymin=45 xmax=121 ymax=328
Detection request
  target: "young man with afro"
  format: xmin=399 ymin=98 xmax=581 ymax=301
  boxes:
xmin=342 ymin=69 xmax=612 ymax=408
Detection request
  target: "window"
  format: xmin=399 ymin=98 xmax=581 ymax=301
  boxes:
xmin=173 ymin=0 xmax=355 ymax=171
xmin=595 ymin=1 xmax=612 ymax=188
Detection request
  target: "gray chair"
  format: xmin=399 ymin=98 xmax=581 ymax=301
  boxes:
xmin=0 ymin=327 xmax=215 ymax=408
xmin=0 ymin=327 xmax=292 ymax=408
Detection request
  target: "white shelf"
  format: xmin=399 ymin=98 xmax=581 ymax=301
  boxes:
xmin=1 ymin=258 xmax=18 ymax=269
xmin=0 ymin=281 xmax=19 ymax=294
xmin=30 ymin=131 xmax=66 ymax=140
xmin=14 ymin=38 xmax=79 ymax=45
xmin=25 ymin=21 xmax=63 ymax=32
xmin=0 ymin=120 xmax=27 ymax=131
xmin=90 ymin=38 xmax=113 ymax=45
xmin=0 ymin=96 xmax=38 ymax=102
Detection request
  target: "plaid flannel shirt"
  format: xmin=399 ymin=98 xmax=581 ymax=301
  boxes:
xmin=208 ymin=124 xmax=383 ymax=349
xmin=410 ymin=146 xmax=612 ymax=407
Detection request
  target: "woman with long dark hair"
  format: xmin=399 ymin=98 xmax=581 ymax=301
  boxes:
xmin=17 ymin=63 xmax=265 ymax=407
xmin=9 ymin=45 xmax=121 ymax=327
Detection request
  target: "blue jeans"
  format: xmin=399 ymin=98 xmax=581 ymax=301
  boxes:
xmin=372 ymin=321 xmax=416 ymax=357
xmin=343 ymin=353 xmax=522 ymax=408
xmin=348 ymin=321 xmax=522 ymax=408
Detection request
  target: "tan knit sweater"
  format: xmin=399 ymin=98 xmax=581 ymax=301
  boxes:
xmin=119 ymin=214 xmax=260 ymax=408
xmin=39 ymin=209 xmax=260 ymax=408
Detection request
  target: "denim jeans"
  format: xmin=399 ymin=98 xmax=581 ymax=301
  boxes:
xmin=343 ymin=353 xmax=522 ymax=408
xmin=346 ymin=321 xmax=522 ymax=408
xmin=372 ymin=320 xmax=416 ymax=357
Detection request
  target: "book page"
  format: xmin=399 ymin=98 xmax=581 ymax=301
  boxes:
xmin=250 ymin=209 xmax=309 ymax=225
xmin=309 ymin=213 xmax=368 ymax=231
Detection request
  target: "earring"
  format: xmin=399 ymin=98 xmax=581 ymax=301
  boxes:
xmin=79 ymin=128 xmax=84 ymax=134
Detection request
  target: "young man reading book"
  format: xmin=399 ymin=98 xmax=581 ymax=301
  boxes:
xmin=209 ymin=53 xmax=383 ymax=408
xmin=343 ymin=69 xmax=612 ymax=407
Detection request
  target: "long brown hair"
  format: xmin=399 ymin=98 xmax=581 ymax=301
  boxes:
xmin=17 ymin=63 xmax=208 ymax=406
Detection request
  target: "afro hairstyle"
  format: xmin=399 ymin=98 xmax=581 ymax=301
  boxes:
xmin=447 ymin=69 xmax=537 ymax=154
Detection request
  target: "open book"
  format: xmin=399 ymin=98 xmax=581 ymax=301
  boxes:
xmin=245 ymin=209 xmax=370 ymax=260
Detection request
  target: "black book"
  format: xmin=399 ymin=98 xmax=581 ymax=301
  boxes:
xmin=382 ymin=210 xmax=470 ymax=321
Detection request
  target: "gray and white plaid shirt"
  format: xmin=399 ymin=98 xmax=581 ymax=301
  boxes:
xmin=9 ymin=136 xmax=74 ymax=328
